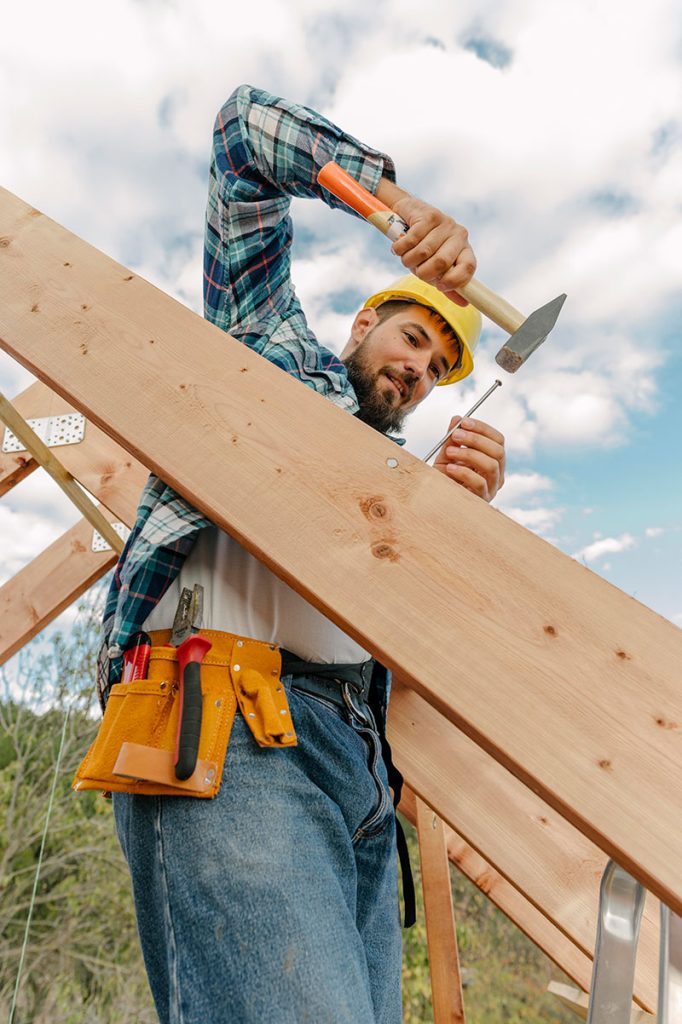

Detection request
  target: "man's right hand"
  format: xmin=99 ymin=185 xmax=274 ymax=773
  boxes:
xmin=375 ymin=179 xmax=476 ymax=306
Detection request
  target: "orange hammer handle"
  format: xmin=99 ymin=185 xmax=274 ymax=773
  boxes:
xmin=318 ymin=161 xmax=409 ymax=242
xmin=317 ymin=161 xmax=526 ymax=333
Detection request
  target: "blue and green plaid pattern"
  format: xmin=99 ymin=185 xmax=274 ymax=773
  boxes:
xmin=102 ymin=85 xmax=395 ymax=678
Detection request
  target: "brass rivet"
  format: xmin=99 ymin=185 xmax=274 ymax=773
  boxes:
xmin=233 ymin=664 xmax=240 ymax=672
xmin=280 ymin=709 xmax=287 ymax=716
xmin=386 ymin=457 xmax=398 ymax=468
xmin=276 ymin=686 xmax=282 ymax=693
xmin=248 ymin=712 xmax=256 ymax=719
xmin=215 ymin=699 xmax=221 ymax=708
xmin=285 ymin=731 xmax=293 ymax=738
xmin=237 ymin=640 xmax=244 ymax=647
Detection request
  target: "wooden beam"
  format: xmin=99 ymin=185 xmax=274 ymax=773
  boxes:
xmin=416 ymin=796 xmax=466 ymax=1024
xmin=0 ymin=380 xmax=149 ymax=513
xmin=0 ymin=514 xmax=118 ymax=663
xmin=547 ymin=982 xmax=655 ymax=1022
xmin=399 ymin=787 xmax=597 ymax=997
xmin=0 ymin=427 xmax=658 ymax=1012
xmin=390 ymin=684 xmax=658 ymax=1012
xmin=0 ymin=391 xmax=124 ymax=553
xmin=1 ymin=188 xmax=681 ymax=919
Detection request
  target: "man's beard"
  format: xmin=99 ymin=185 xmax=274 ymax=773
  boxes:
xmin=343 ymin=339 xmax=417 ymax=435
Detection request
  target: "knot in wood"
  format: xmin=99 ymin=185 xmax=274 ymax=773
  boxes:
xmin=360 ymin=496 xmax=389 ymax=521
xmin=371 ymin=542 xmax=399 ymax=562
xmin=0 ymin=236 xmax=11 ymax=248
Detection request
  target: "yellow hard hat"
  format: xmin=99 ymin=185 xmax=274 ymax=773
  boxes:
xmin=363 ymin=275 xmax=481 ymax=385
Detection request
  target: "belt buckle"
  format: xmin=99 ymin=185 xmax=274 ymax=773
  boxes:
xmin=341 ymin=681 xmax=372 ymax=726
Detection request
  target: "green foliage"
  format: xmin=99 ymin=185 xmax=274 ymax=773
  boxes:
xmin=2 ymin=592 xmax=581 ymax=1022
xmin=400 ymin=816 xmax=579 ymax=1024
xmin=0 ymin=592 xmax=156 ymax=1024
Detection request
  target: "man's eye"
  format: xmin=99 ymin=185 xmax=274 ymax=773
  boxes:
xmin=405 ymin=332 xmax=418 ymax=347
xmin=429 ymin=364 xmax=441 ymax=381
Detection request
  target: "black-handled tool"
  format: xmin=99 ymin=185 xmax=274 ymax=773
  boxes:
xmin=174 ymin=634 xmax=212 ymax=779
xmin=169 ymin=586 xmax=212 ymax=780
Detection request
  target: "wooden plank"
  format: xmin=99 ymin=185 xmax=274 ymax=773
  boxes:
xmin=0 ymin=380 xmax=149 ymax=512
xmin=547 ymin=982 xmax=655 ymax=1022
xmin=399 ymin=787 xmax=597 ymax=996
xmin=0 ymin=416 xmax=654 ymax=1007
xmin=0 ymin=515 xmax=118 ymax=663
xmin=390 ymin=683 xmax=658 ymax=1012
xmin=1 ymin=189 xmax=681 ymax=917
xmin=0 ymin=390 xmax=124 ymax=553
xmin=416 ymin=796 xmax=466 ymax=1023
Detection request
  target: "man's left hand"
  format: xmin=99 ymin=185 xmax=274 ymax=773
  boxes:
xmin=433 ymin=416 xmax=506 ymax=502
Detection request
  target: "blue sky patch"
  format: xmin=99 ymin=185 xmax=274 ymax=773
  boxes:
xmin=462 ymin=34 xmax=513 ymax=69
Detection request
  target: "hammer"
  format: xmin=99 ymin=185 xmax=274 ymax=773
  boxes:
xmin=318 ymin=162 xmax=566 ymax=456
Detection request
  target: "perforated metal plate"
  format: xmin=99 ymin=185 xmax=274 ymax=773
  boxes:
xmin=2 ymin=413 xmax=86 ymax=453
xmin=91 ymin=523 xmax=131 ymax=552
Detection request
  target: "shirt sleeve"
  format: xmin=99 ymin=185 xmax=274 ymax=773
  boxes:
xmin=203 ymin=84 xmax=396 ymax=359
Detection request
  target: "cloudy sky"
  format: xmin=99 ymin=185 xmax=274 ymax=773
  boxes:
xmin=0 ymin=0 xmax=680 ymax=641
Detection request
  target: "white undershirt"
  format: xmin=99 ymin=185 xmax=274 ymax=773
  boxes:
xmin=143 ymin=526 xmax=370 ymax=664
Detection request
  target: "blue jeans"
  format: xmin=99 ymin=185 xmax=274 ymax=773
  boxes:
xmin=113 ymin=674 xmax=402 ymax=1024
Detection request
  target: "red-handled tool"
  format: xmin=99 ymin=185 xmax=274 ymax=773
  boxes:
xmin=168 ymin=585 xmax=212 ymax=781
xmin=122 ymin=631 xmax=152 ymax=683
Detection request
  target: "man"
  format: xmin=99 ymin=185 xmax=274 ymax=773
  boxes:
xmin=104 ymin=85 xmax=505 ymax=1024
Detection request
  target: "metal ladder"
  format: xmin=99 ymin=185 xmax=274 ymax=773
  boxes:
xmin=587 ymin=860 xmax=682 ymax=1022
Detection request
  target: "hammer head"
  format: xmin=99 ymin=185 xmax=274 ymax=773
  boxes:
xmin=495 ymin=293 xmax=567 ymax=373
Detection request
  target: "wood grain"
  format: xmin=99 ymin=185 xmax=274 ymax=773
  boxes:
xmin=390 ymin=682 xmax=659 ymax=1012
xmin=0 ymin=381 xmax=149 ymax=513
xmin=0 ymin=515 xmax=117 ymax=663
xmin=399 ymin=788 xmax=597 ymax=998
xmin=1 ymin=187 xmax=681 ymax=916
xmin=416 ymin=797 xmax=466 ymax=1023
xmin=0 ymin=417 xmax=658 ymax=1009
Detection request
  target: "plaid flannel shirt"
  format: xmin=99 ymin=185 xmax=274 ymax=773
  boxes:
xmin=102 ymin=84 xmax=397 ymax=681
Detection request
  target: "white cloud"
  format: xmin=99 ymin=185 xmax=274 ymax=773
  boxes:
xmin=573 ymin=533 xmax=636 ymax=563
xmin=645 ymin=527 xmax=665 ymax=538
xmin=500 ymin=505 xmax=562 ymax=535
xmin=1 ymin=0 xmax=680 ymax=627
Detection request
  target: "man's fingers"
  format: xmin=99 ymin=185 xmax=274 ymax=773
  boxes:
xmin=446 ymin=427 xmax=505 ymax=461
xmin=436 ymin=247 xmax=477 ymax=293
xmin=455 ymin=417 xmax=505 ymax=447
xmin=445 ymin=445 xmax=500 ymax=491
xmin=445 ymin=463 xmax=489 ymax=500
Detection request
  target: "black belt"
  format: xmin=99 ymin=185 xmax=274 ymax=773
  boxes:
xmin=279 ymin=651 xmax=374 ymax=709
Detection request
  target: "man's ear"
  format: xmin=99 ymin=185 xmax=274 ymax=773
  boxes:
xmin=346 ymin=307 xmax=379 ymax=352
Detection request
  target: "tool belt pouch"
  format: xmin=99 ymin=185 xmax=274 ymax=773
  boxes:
xmin=73 ymin=632 xmax=295 ymax=799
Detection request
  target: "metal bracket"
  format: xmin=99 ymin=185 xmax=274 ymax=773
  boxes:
xmin=2 ymin=413 xmax=86 ymax=453
xmin=91 ymin=523 xmax=130 ymax=552
xmin=586 ymin=860 xmax=645 ymax=1023
xmin=658 ymin=904 xmax=682 ymax=1023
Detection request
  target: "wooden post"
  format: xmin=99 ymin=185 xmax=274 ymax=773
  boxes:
xmin=416 ymin=796 xmax=466 ymax=1024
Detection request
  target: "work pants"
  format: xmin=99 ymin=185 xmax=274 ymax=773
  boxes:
xmin=113 ymin=673 xmax=403 ymax=1024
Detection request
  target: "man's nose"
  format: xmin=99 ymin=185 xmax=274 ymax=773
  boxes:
xmin=403 ymin=353 xmax=429 ymax=382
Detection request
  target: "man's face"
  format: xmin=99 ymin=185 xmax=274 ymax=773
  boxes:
xmin=341 ymin=304 xmax=459 ymax=434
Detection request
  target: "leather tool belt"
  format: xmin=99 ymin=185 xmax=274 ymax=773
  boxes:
xmin=74 ymin=629 xmax=298 ymax=799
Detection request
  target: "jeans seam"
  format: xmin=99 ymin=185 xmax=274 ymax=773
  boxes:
xmin=351 ymin=728 xmax=393 ymax=843
xmin=154 ymin=798 xmax=185 ymax=1024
